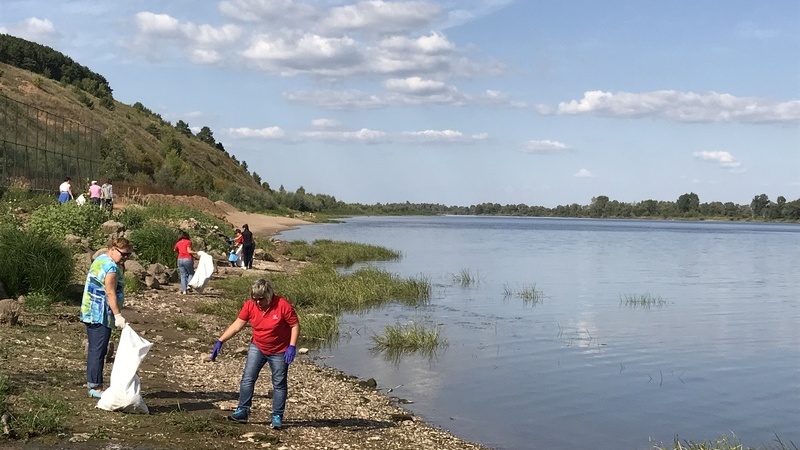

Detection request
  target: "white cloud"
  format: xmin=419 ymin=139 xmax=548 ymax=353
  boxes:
xmin=401 ymin=129 xmax=488 ymax=143
xmin=227 ymin=126 xmax=286 ymax=138
xmin=133 ymin=12 xmax=241 ymax=63
xmin=321 ymin=1 xmax=441 ymax=34
xmin=242 ymin=32 xmax=362 ymax=75
xmin=693 ymin=150 xmax=745 ymax=172
xmin=1 ymin=17 xmax=59 ymax=45
xmin=285 ymin=86 xmax=524 ymax=109
xmin=523 ymin=139 xmax=569 ymax=154
xmin=218 ymin=0 xmax=318 ymax=25
xmin=311 ymin=118 xmax=341 ymax=128
xmin=574 ymin=168 xmax=593 ymax=178
xmin=296 ymin=127 xmax=486 ymax=144
xmin=131 ymin=3 xmax=497 ymax=80
xmin=300 ymin=128 xmax=387 ymax=143
xmin=384 ymin=77 xmax=448 ymax=95
xmin=554 ymin=90 xmax=800 ymax=124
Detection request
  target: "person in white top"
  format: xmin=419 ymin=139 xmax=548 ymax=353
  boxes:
xmin=101 ymin=180 xmax=113 ymax=210
xmin=58 ymin=177 xmax=73 ymax=204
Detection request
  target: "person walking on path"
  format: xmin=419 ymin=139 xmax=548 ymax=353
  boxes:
xmin=210 ymin=278 xmax=299 ymax=430
xmin=79 ymin=237 xmax=132 ymax=398
xmin=88 ymin=181 xmax=102 ymax=206
xmin=58 ymin=177 xmax=73 ymax=204
xmin=101 ymin=180 xmax=113 ymax=210
xmin=241 ymin=224 xmax=255 ymax=270
xmin=173 ymin=231 xmax=197 ymax=295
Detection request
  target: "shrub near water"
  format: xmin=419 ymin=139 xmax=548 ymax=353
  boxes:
xmin=0 ymin=227 xmax=73 ymax=298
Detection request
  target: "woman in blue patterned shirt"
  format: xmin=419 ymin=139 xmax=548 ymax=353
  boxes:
xmin=80 ymin=237 xmax=132 ymax=398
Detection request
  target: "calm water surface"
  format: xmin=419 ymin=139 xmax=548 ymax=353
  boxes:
xmin=279 ymin=217 xmax=800 ymax=450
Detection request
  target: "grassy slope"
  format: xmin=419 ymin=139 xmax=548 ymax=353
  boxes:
xmin=0 ymin=62 xmax=260 ymax=193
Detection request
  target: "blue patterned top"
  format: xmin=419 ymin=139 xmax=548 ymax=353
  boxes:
xmin=79 ymin=253 xmax=125 ymax=328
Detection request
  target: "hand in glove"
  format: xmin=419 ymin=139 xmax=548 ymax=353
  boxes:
xmin=114 ymin=314 xmax=127 ymax=329
xmin=284 ymin=344 xmax=296 ymax=364
xmin=210 ymin=340 xmax=224 ymax=361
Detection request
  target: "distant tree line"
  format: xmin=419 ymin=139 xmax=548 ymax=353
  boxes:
xmin=0 ymin=34 xmax=114 ymax=109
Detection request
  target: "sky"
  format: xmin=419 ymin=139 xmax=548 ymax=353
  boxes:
xmin=1 ymin=0 xmax=798 ymax=207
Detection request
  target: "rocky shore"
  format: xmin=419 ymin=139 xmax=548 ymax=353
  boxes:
xmin=0 ymin=238 xmax=491 ymax=450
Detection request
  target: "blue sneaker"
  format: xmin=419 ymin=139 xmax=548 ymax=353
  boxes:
xmin=270 ymin=413 xmax=282 ymax=429
xmin=229 ymin=407 xmax=249 ymax=424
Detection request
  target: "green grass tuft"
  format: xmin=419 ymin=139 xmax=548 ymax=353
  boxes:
xmin=285 ymin=239 xmax=400 ymax=266
xmin=503 ymin=283 xmax=545 ymax=305
xmin=452 ymin=268 xmax=478 ymax=286
xmin=173 ymin=316 xmax=199 ymax=330
xmin=654 ymin=434 xmax=798 ymax=450
xmin=200 ymin=264 xmax=429 ymax=344
xmin=0 ymin=227 xmax=74 ymax=298
xmin=128 ymin=222 xmax=181 ymax=266
xmin=620 ymin=293 xmax=666 ymax=308
xmin=22 ymin=291 xmax=56 ymax=312
xmin=165 ymin=411 xmax=241 ymax=437
xmin=11 ymin=392 xmax=71 ymax=439
xmin=371 ymin=322 xmax=448 ymax=358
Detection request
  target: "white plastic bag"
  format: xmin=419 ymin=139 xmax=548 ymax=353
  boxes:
xmin=188 ymin=251 xmax=214 ymax=293
xmin=96 ymin=326 xmax=153 ymax=414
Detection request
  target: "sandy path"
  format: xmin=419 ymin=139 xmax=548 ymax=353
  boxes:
xmin=215 ymin=200 xmax=314 ymax=237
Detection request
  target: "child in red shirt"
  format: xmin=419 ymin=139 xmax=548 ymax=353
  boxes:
xmin=210 ymin=278 xmax=299 ymax=429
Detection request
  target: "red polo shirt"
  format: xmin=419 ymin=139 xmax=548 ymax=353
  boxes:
xmin=238 ymin=295 xmax=298 ymax=354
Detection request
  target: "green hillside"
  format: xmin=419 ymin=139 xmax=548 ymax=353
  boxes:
xmin=0 ymin=34 xmax=265 ymax=202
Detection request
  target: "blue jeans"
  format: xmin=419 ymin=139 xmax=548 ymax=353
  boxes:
xmin=237 ymin=343 xmax=289 ymax=416
xmin=85 ymin=323 xmax=112 ymax=389
xmin=177 ymin=258 xmax=194 ymax=293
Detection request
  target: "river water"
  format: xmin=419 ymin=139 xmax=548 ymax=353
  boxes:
xmin=278 ymin=216 xmax=800 ymax=450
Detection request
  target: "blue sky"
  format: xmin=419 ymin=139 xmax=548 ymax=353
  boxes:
xmin=1 ymin=0 xmax=798 ymax=207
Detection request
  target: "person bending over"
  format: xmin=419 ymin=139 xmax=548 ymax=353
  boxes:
xmin=210 ymin=278 xmax=299 ymax=429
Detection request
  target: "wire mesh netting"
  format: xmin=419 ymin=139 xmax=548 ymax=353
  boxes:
xmin=0 ymin=93 xmax=101 ymax=192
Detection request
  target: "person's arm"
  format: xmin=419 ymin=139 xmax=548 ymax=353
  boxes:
xmin=218 ymin=318 xmax=247 ymax=343
xmin=105 ymin=270 xmax=127 ymax=328
xmin=289 ymin=323 xmax=299 ymax=346
xmin=105 ymin=271 xmax=122 ymax=316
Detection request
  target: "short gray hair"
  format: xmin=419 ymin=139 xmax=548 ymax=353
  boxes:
xmin=251 ymin=278 xmax=274 ymax=300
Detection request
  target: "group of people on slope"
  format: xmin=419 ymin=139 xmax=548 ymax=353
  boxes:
xmin=81 ymin=230 xmax=297 ymax=430
xmin=58 ymin=177 xmax=113 ymax=209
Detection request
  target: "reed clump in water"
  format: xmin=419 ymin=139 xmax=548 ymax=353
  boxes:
xmin=502 ymin=283 xmax=544 ymax=305
xmin=452 ymin=268 xmax=479 ymax=286
xmin=371 ymin=322 xmax=448 ymax=357
xmin=653 ymin=434 xmax=797 ymax=450
xmin=620 ymin=293 xmax=666 ymax=309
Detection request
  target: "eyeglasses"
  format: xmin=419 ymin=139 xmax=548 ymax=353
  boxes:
xmin=116 ymin=248 xmax=132 ymax=258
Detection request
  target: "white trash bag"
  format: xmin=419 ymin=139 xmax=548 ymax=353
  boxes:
xmin=96 ymin=326 xmax=153 ymax=414
xmin=188 ymin=251 xmax=215 ymax=293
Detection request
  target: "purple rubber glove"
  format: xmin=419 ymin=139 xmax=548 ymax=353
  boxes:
xmin=210 ymin=340 xmax=223 ymax=361
xmin=284 ymin=345 xmax=296 ymax=364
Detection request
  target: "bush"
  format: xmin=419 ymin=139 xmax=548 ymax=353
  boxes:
xmin=26 ymin=202 xmax=112 ymax=247
xmin=115 ymin=206 xmax=148 ymax=230
xmin=0 ymin=227 xmax=74 ymax=298
xmin=129 ymin=222 xmax=181 ymax=266
xmin=23 ymin=291 xmax=56 ymax=312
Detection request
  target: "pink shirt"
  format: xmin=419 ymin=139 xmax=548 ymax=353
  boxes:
xmin=89 ymin=184 xmax=102 ymax=199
